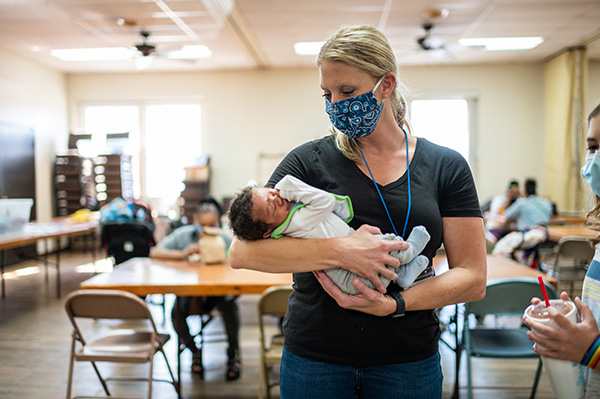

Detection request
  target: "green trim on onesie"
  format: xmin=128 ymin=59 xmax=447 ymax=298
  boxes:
xmin=271 ymin=202 xmax=307 ymax=238
xmin=332 ymin=194 xmax=353 ymax=223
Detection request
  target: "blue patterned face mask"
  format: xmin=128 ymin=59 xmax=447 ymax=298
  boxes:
xmin=582 ymin=152 xmax=600 ymax=196
xmin=325 ymin=76 xmax=385 ymax=139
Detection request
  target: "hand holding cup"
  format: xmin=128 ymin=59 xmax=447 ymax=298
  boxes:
xmin=524 ymin=298 xmax=584 ymax=399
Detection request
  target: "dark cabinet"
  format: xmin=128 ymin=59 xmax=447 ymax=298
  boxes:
xmin=0 ymin=121 xmax=36 ymax=264
xmin=54 ymin=153 xmax=133 ymax=216
xmin=179 ymin=160 xmax=210 ymax=222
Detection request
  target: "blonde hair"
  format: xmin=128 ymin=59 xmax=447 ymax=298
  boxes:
xmin=317 ymin=25 xmax=409 ymax=162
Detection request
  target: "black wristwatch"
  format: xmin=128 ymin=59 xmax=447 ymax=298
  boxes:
xmin=389 ymin=291 xmax=405 ymax=318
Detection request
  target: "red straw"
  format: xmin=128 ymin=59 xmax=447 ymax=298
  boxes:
xmin=538 ymin=276 xmax=551 ymax=307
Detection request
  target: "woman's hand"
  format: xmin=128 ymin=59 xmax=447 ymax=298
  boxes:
xmin=523 ymin=295 xmax=600 ymax=364
xmin=313 ymin=270 xmax=396 ymax=316
xmin=336 ymin=225 xmax=408 ymax=291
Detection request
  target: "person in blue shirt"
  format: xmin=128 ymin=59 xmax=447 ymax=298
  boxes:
xmin=504 ymin=178 xmax=553 ymax=230
xmin=150 ymin=199 xmax=241 ymax=381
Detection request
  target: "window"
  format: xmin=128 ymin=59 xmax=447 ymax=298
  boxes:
xmin=409 ymin=98 xmax=472 ymax=163
xmin=80 ymin=101 xmax=203 ymax=214
xmin=82 ymin=105 xmax=139 ymax=156
xmin=144 ymin=104 xmax=202 ymax=199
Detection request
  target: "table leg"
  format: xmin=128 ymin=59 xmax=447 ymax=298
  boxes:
xmin=452 ymin=305 xmax=462 ymax=399
xmin=44 ymin=240 xmax=49 ymax=284
xmin=1 ymin=250 xmax=5 ymax=299
xmin=90 ymin=232 xmax=96 ymax=264
xmin=175 ymin=297 xmax=182 ymax=399
xmin=55 ymin=239 xmax=61 ymax=298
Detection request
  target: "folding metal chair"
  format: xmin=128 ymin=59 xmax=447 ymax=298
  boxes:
xmin=257 ymin=285 xmax=292 ymax=399
xmin=64 ymin=289 xmax=179 ymax=399
xmin=542 ymin=236 xmax=594 ymax=297
xmin=461 ymin=277 xmax=558 ymax=399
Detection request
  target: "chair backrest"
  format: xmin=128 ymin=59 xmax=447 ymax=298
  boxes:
xmin=65 ymin=289 xmax=154 ymax=322
xmin=258 ymin=286 xmax=293 ymax=317
xmin=465 ymin=277 xmax=558 ymax=317
xmin=101 ymin=222 xmax=155 ymax=264
xmin=555 ymin=236 xmax=594 ymax=265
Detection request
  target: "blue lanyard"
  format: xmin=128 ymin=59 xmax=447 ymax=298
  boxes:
xmin=356 ymin=127 xmax=411 ymax=239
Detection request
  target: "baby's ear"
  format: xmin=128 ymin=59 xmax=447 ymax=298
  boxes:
xmin=263 ymin=229 xmax=273 ymax=239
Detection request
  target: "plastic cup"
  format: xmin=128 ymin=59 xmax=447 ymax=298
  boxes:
xmin=524 ymin=299 xmax=585 ymax=399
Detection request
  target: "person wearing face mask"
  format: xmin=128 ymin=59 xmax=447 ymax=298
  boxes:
xmin=229 ymin=25 xmax=487 ymax=399
xmin=523 ymin=103 xmax=600 ymax=398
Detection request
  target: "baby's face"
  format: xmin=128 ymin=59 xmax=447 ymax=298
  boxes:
xmin=251 ymin=187 xmax=294 ymax=232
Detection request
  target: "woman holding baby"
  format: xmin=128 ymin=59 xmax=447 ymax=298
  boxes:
xmin=229 ymin=25 xmax=487 ymax=398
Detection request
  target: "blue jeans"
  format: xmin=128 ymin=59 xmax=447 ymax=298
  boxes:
xmin=280 ymin=346 xmax=442 ymax=399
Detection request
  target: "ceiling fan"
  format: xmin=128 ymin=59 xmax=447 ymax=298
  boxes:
xmin=130 ymin=30 xmax=210 ymax=70
xmin=415 ymin=23 xmax=454 ymax=61
xmin=134 ymin=30 xmax=157 ymax=57
xmin=414 ymin=22 xmax=484 ymax=62
xmin=416 ymin=23 xmax=445 ymax=51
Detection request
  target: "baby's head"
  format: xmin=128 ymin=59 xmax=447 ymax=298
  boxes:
xmin=228 ymin=185 xmax=294 ymax=241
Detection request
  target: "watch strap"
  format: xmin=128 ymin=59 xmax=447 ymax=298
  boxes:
xmin=389 ymin=291 xmax=405 ymax=318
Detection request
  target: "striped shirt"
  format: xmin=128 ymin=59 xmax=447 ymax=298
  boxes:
xmin=582 ymin=246 xmax=600 ymax=398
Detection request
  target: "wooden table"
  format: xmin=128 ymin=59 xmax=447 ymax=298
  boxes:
xmin=545 ymin=224 xmax=597 ymax=242
xmin=0 ymin=217 xmax=99 ymax=298
xmin=80 ymin=257 xmax=293 ymax=296
xmin=434 ymin=254 xmax=557 ymax=286
xmin=80 ymin=257 xmax=292 ymax=399
xmin=551 ymin=215 xmax=587 ymax=224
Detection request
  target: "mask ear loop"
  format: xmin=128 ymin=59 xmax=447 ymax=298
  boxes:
xmin=356 ymin=126 xmax=411 ymax=239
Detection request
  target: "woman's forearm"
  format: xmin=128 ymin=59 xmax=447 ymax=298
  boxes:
xmin=402 ymin=217 xmax=487 ymax=312
xmin=229 ymin=236 xmax=341 ymax=273
xmin=401 ymin=265 xmax=486 ymax=312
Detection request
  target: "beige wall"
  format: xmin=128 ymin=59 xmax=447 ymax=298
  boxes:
xmin=0 ymin=49 xmax=67 ymax=222
xmin=401 ymin=63 xmax=545 ymax=204
xmin=66 ymin=63 xmax=547 ymax=206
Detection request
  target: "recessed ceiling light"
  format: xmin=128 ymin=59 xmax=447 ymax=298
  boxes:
xmin=167 ymin=45 xmax=212 ymax=60
xmin=294 ymin=41 xmax=325 ymax=56
xmin=50 ymin=47 xmax=132 ymax=61
xmin=458 ymin=37 xmax=543 ymax=51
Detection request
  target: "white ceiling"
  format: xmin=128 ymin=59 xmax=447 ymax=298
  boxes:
xmin=0 ymin=0 xmax=599 ymax=73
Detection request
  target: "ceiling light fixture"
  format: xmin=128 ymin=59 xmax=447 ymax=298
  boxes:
xmin=168 ymin=45 xmax=212 ymax=60
xmin=459 ymin=37 xmax=543 ymax=51
xmin=294 ymin=41 xmax=325 ymax=56
xmin=50 ymin=47 xmax=132 ymax=61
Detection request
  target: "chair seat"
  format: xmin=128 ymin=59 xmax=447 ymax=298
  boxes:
xmin=469 ymin=328 xmax=538 ymax=358
xmin=76 ymin=330 xmax=170 ymax=362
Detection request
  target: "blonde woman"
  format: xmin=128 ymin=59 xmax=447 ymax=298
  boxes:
xmin=229 ymin=25 xmax=486 ymax=398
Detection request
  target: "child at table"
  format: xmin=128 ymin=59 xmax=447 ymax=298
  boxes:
xmin=228 ymin=174 xmax=430 ymax=294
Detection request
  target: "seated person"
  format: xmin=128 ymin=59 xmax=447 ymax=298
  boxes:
xmin=228 ymin=174 xmax=430 ymax=294
xmin=503 ymin=178 xmax=553 ymax=230
xmin=150 ymin=199 xmax=241 ymax=381
xmin=485 ymin=180 xmax=521 ymax=242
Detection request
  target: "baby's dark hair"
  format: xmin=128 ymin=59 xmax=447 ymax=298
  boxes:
xmin=228 ymin=186 xmax=270 ymax=241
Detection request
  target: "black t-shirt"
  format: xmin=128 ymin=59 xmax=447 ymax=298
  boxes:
xmin=268 ymin=134 xmax=482 ymax=366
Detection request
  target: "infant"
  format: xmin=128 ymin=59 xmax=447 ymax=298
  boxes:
xmin=228 ymin=175 xmax=430 ymax=294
